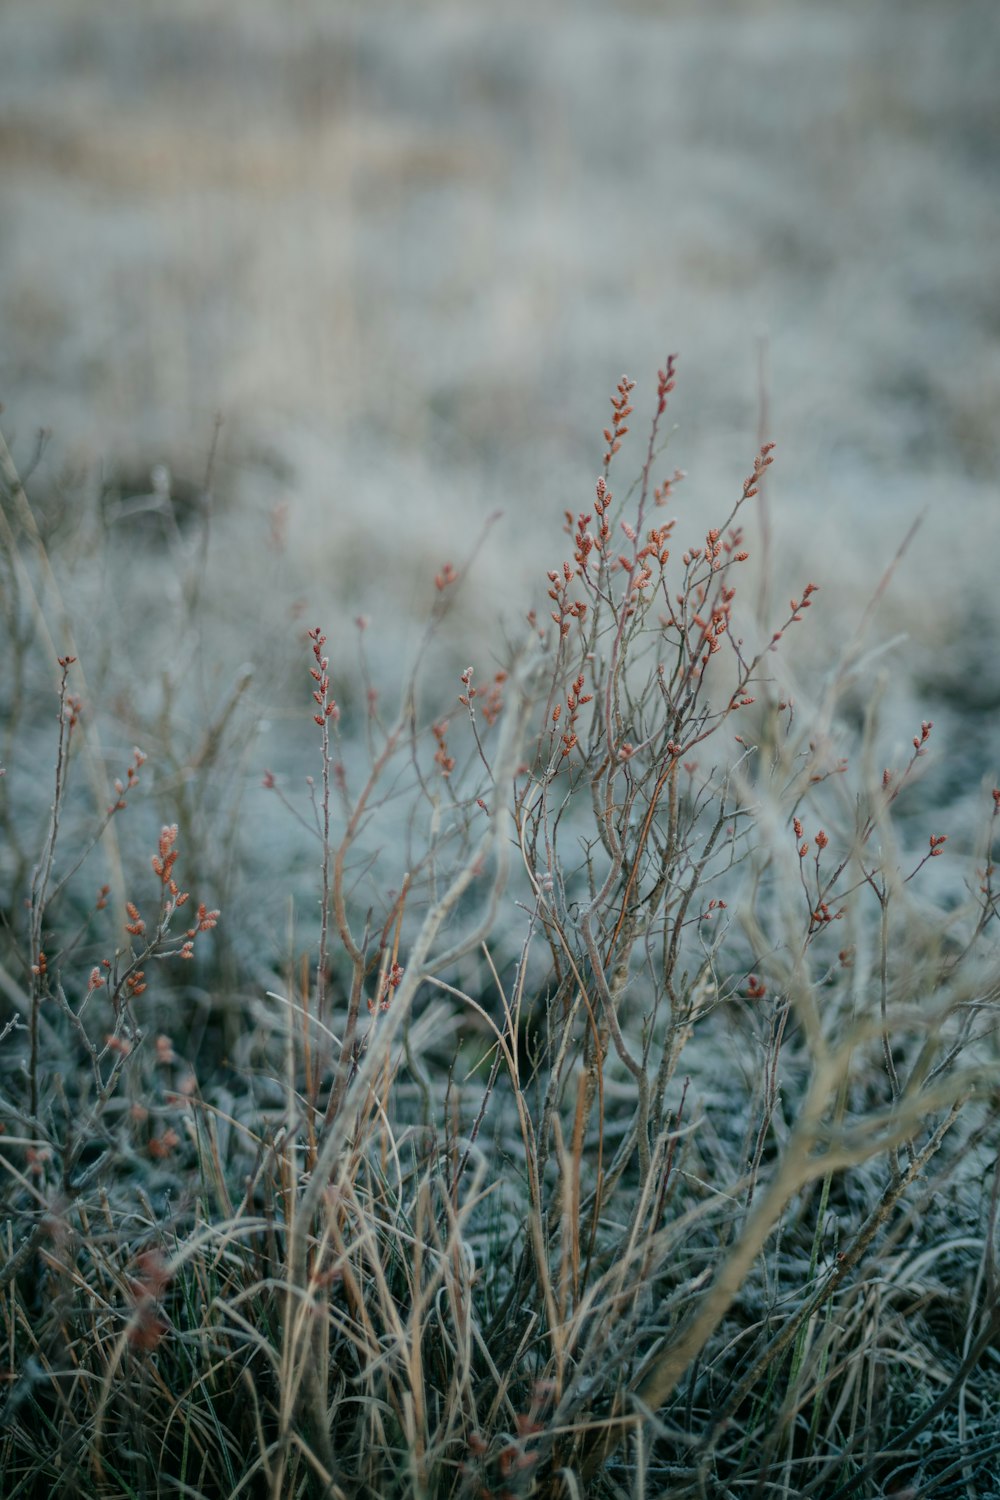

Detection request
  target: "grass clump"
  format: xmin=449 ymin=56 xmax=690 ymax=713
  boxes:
xmin=1 ymin=362 xmax=998 ymax=1499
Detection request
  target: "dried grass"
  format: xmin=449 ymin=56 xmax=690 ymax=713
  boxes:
xmin=1 ymin=368 xmax=998 ymax=1498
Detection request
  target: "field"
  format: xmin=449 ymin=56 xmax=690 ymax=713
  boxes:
xmin=2 ymin=3 xmax=999 ymax=1497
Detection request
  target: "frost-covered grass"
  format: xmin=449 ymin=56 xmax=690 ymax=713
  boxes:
xmin=2 ymin=366 xmax=998 ymax=1499
xmin=2 ymin=0 xmax=999 ymax=682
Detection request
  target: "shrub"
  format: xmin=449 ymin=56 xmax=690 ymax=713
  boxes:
xmin=1 ymin=366 xmax=998 ymax=1498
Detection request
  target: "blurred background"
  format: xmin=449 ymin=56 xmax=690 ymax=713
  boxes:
xmin=2 ymin=0 xmax=999 ymax=896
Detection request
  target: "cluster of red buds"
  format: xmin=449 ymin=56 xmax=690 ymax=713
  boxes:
xmin=187 ymin=902 xmax=220 ymax=937
xmin=565 ymin=505 xmax=598 ymax=573
xmin=742 ymin=441 xmax=776 ymax=501
xmin=460 ymin=1381 xmax=553 ymax=1497
xmin=458 ymin=666 xmax=508 ymax=728
xmin=146 ymin=1128 xmax=180 ymax=1162
xmin=654 ymin=466 xmax=686 ymax=506
xmin=593 ymin=475 xmax=612 ymax=551
xmin=551 ymin=672 xmax=593 ymax=759
xmin=602 ymin=374 xmax=635 ymax=467
xmin=308 ymin=627 xmax=339 ymax=727
xmin=617 ymin=519 xmax=674 ymax=598
xmin=118 ymin=827 xmax=219 ymax=984
xmin=432 ymin=720 xmax=455 ymax=777
xmin=788 ymin=582 xmax=819 ymax=623
xmin=655 ymin=355 xmax=678 ymax=415
xmin=370 ymin=961 xmax=404 ymax=1015
xmin=25 ymin=1145 xmax=52 ymax=1177
xmin=792 ymin=817 xmax=831 ymax=859
xmin=770 ymin=580 xmax=819 ymax=649
xmin=689 ymin=587 xmax=735 ymax=660
xmin=680 ymin=526 xmax=749 ymax=573
xmin=546 ymin=561 xmax=589 ymax=639
xmin=155 ymin=1034 xmax=176 ymax=1064
xmin=880 ymin=720 xmax=935 ymax=799
xmin=481 ymin=672 xmax=506 ymax=726
xmin=126 ymin=1250 xmax=172 ymax=1349
xmin=152 ymin=823 xmax=184 ymax=895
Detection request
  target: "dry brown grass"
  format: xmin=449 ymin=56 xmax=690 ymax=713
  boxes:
xmin=1 ymin=368 xmax=998 ymax=1499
